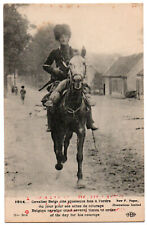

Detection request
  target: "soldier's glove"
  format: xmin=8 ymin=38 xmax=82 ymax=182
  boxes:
xmin=53 ymin=68 xmax=64 ymax=76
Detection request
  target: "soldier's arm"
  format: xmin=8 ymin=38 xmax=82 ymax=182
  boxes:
xmin=43 ymin=50 xmax=55 ymax=74
xmin=43 ymin=50 xmax=65 ymax=81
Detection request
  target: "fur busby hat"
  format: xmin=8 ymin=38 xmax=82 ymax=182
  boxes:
xmin=21 ymin=86 xmax=24 ymax=88
xmin=54 ymin=24 xmax=71 ymax=41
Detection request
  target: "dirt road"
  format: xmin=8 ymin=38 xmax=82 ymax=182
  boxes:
xmin=5 ymin=85 xmax=144 ymax=197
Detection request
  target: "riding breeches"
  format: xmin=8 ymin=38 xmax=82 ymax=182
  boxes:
xmin=49 ymin=79 xmax=94 ymax=107
xmin=49 ymin=79 xmax=68 ymax=104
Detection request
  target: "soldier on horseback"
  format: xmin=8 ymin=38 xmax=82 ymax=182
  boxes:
xmin=42 ymin=24 xmax=97 ymax=131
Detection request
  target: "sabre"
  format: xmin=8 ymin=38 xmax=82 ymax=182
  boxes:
xmin=92 ymin=130 xmax=97 ymax=151
xmin=38 ymin=80 xmax=52 ymax=91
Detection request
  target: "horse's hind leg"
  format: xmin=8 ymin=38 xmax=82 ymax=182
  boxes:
xmin=63 ymin=131 xmax=73 ymax=163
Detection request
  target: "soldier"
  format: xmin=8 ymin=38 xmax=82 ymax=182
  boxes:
xmin=43 ymin=24 xmax=97 ymax=131
xmin=43 ymin=24 xmax=73 ymax=83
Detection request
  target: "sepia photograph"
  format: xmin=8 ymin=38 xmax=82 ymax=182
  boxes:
xmin=4 ymin=3 xmax=144 ymax=222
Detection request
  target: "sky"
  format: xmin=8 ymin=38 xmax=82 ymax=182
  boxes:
xmin=18 ymin=3 xmax=144 ymax=55
xmin=18 ymin=3 xmax=143 ymax=56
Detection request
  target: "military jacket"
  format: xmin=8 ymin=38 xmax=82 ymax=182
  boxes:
xmin=43 ymin=45 xmax=73 ymax=81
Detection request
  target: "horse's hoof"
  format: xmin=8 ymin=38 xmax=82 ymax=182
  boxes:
xmin=62 ymin=156 xmax=67 ymax=163
xmin=77 ymin=180 xmax=85 ymax=189
xmin=55 ymin=163 xmax=63 ymax=170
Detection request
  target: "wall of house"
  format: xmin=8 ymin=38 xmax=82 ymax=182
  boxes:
xmin=104 ymin=77 xmax=127 ymax=97
xmin=111 ymin=78 xmax=123 ymax=93
xmin=126 ymin=58 xmax=143 ymax=91
xmin=127 ymin=75 xmax=136 ymax=91
xmin=136 ymin=75 xmax=144 ymax=97
xmin=104 ymin=78 xmax=110 ymax=95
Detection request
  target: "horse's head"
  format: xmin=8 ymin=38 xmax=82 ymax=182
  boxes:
xmin=69 ymin=55 xmax=86 ymax=90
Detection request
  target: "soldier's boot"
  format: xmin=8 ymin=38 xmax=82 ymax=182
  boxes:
xmin=86 ymin=108 xmax=98 ymax=131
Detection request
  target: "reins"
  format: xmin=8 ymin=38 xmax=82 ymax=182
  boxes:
xmin=65 ymin=104 xmax=82 ymax=117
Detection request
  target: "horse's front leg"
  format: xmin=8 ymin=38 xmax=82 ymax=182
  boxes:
xmin=55 ymin=141 xmax=64 ymax=170
xmin=77 ymin=127 xmax=85 ymax=186
xmin=63 ymin=131 xmax=73 ymax=163
xmin=51 ymin=131 xmax=64 ymax=170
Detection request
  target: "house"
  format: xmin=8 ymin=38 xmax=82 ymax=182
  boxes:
xmin=102 ymin=53 xmax=143 ymax=98
xmin=86 ymin=53 xmax=120 ymax=94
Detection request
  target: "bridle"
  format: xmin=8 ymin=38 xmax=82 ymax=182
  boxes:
xmin=62 ymin=55 xmax=86 ymax=117
xmin=64 ymin=74 xmax=84 ymax=117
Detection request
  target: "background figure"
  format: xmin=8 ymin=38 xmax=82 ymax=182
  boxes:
xmin=14 ymin=86 xmax=18 ymax=95
xmin=20 ymin=85 xmax=26 ymax=104
xmin=11 ymin=85 xmax=15 ymax=93
xmin=11 ymin=85 xmax=18 ymax=95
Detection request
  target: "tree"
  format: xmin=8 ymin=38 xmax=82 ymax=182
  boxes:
xmin=4 ymin=4 xmax=30 ymax=95
xmin=18 ymin=24 xmax=58 ymax=87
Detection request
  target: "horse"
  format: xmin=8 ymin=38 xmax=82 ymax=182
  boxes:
xmin=49 ymin=54 xmax=87 ymax=187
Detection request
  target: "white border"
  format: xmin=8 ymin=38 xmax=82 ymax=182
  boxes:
xmin=1 ymin=0 xmax=145 ymax=3
xmin=0 ymin=1 xmax=4 ymax=225
xmin=0 ymin=1 xmax=146 ymax=225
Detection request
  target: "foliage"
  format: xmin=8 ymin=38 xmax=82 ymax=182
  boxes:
xmin=4 ymin=4 xmax=30 ymax=75
xmin=18 ymin=24 xmax=58 ymax=87
xmin=92 ymin=71 xmax=103 ymax=90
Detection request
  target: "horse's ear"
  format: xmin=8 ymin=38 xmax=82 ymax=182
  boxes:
xmin=81 ymin=46 xmax=86 ymax=58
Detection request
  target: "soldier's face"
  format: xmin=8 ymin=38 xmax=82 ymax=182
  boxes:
xmin=59 ymin=34 xmax=70 ymax=45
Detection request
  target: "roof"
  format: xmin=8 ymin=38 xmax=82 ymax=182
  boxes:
xmin=104 ymin=53 xmax=143 ymax=77
xmin=126 ymin=58 xmax=143 ymax=78
xmin=87 ymin=53 xmax=120 ymax=74
xmin=137 ymin=69 xmax=143 ymax=76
